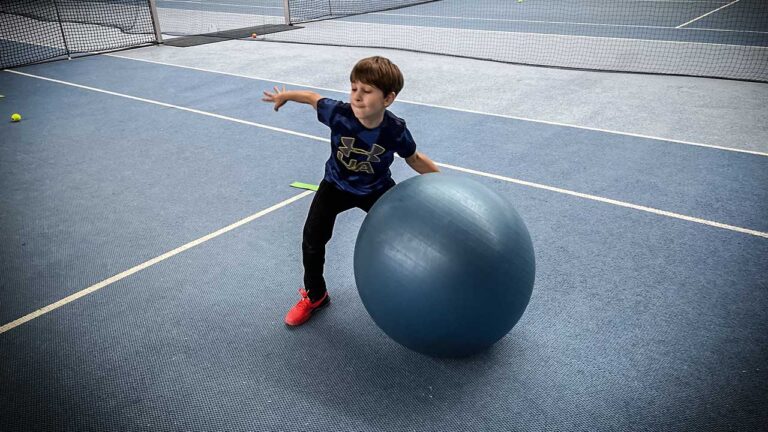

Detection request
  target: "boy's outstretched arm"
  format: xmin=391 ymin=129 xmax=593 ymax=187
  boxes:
xmin=262 ymin=85 xmax=323 ymax=111
xmin=405 ymin=152 xmax=440 ymax=174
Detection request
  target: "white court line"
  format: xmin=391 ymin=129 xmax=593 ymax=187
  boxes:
xmin=308 ymin=19 xmax=768 ymax=49
xmin=437 ymin=162 xmax=768 ymax=239
xmin=6 ymin=69 xmax=768 ymax=240
xmin=106 ymin=55 xmax=768 ymax=158
xmin=607 ymin=0 xmax=727 ymax=2
xmin=400 ymin=100 xmax=768 ymax=157
xmin=6 ymin=70 xmax=326 ymax=143
xmin=370 ymin=13 xmax=739 ymax=32
xmin=0 ymin=190 xmax=313 ymax=335
xmin=1 ymin=68 xmax=766 ymax=332
xmin=160 ymin=0 xmax=282 ymax=10
xmin=158 ymin=0 xmax=752 ymax=35
xmin=370 ymin=12 xmax=768 ymax=35
xmin=677 ymin=0 xmax=741 ymax=28
xmin=372 ymin=12 xmax=678 ymax=29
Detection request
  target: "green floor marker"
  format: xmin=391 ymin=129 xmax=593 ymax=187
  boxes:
xmin=290 ymin=182 xmax=319 ymax=192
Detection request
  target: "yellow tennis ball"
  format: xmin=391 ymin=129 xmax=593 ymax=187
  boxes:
xmin=11 ymin=113 xmax=21 ymax=122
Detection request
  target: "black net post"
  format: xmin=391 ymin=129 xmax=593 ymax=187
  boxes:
xmin=51 ymin=0 xmax=71 ymax=59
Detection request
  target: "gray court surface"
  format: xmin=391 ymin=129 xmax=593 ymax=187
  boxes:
xmin=1 ymin=37 xmax=767 ymax=432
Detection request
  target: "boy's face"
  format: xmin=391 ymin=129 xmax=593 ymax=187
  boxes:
xmin=350 ymin=80 xmax=396 ymax=123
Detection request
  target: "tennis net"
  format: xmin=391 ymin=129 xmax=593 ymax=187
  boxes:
xmin=1 ymin=0 xmax=158 ymax=69
xmin=268 ymin=0 xmax=768 ymax=82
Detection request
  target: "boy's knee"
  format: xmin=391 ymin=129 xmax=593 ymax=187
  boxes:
xmin=302 ymin=238 xmax=326 ymax=254
xmin=303 ymin=224 xmax=333 ymax=244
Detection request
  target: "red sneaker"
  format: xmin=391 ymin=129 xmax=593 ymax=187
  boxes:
xmin=284 ymin=288 xmax=330 ymax=326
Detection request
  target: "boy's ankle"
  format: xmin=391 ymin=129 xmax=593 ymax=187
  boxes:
xmin=308 ymin=290 xmax=327 ymax=304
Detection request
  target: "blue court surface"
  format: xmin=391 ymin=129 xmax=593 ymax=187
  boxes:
xmin=1 ymin=49 xmax=767 ymax=431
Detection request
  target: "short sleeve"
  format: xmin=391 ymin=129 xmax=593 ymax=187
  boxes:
xmin=396 ymin=125 xmax=417 ymax=159
xmin=317 ymin=98 xmax=343 ymax=127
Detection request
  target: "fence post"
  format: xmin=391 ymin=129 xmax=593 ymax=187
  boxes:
xmin=147 ymin=0 xmax=164 ymax=43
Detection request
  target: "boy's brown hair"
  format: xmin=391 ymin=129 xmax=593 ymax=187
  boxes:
xmin=350 ymin=56 xmax=404 ymax=97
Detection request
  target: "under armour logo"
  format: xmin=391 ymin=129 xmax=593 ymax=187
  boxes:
xmin=337 ymin=137 xmax=386 ymax=174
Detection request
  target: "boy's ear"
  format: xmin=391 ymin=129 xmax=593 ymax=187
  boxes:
xmin=383 ymin=91 xmax=397 ymax=107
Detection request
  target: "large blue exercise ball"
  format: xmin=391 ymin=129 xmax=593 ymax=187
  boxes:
xmin=354 ymin=173 xmax=536 ymax=357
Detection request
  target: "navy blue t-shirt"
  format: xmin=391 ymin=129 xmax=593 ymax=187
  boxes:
xmin=316 ymin=98 xmax=417 ymax=196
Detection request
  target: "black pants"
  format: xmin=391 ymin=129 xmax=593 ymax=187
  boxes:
xmin=302 ymin=179 xmax=395 ymax=302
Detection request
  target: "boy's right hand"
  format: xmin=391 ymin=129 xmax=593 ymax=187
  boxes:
xmin=262 ymin=85 xmax=288 ymax=111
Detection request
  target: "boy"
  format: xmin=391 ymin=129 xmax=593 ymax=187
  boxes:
xmin=262 ymin=56 xmax=439 ymax=326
